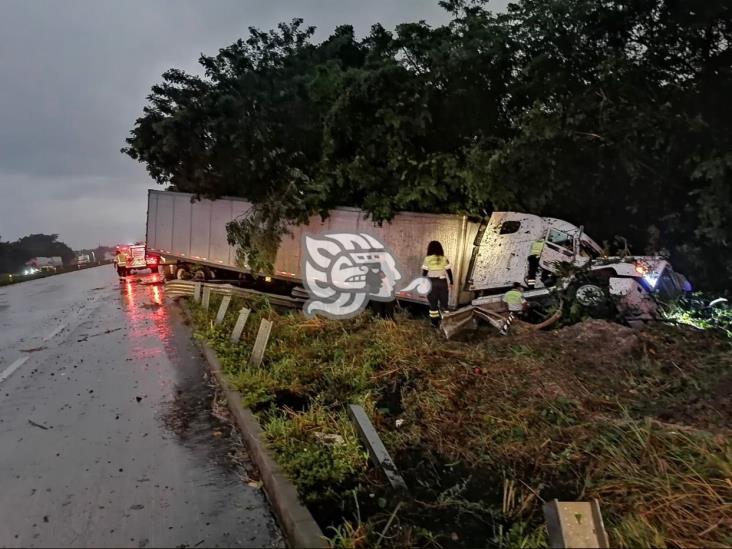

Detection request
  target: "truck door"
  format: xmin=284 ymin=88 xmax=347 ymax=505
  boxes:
xmin=539 ymin=228 xmax=576 ymax=272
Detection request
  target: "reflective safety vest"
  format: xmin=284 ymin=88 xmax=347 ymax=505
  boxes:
xmin=503 ymin=289 xmax=525 ymax=311
xmin=530 ymin=240 xmax=545 ymax=256
xmin=422 ymin=255 xmax=451 ymax=279
xmin=116 ymin=253 xmax=128 ymax=266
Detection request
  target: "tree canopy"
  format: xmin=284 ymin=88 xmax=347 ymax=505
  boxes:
xmin=0 ymin=233 xmax=75 ymax=274
xmin=123 ymin=0 xmax=731 ymax=289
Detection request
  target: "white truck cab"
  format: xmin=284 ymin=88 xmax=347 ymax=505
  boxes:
xmin=467 ymin=212 xmax=689 ymax=320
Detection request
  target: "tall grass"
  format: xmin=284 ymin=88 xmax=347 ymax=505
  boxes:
xmin=188 ymin=296 xmax=732 ymax=548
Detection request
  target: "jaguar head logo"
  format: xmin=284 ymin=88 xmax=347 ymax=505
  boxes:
xmin=302 ymin=232 xmax=429 ymax=319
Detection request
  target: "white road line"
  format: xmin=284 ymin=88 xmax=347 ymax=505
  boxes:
xmin=0 ymin=356 xmax=30 ymax=384
xmin=43 ymin=323 xmax=68 ymax=342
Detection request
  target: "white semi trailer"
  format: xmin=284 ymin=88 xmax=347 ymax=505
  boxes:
xmin=146 ymin=190 xmax=478 ymax=308
xmin=146 ymin=190 xmax=688 ymax=319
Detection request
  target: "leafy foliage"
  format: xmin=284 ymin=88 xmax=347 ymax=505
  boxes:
xmin=124 ymin=1 xmax=732 ymax=289
xmin=0 ymin=233 xmax=75 ymax=274
xmin=662 ymin=292 xmax=732 ymax=336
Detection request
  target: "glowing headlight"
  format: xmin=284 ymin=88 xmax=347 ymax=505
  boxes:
xmin=644 ymin=273 xmax=660 ymax=288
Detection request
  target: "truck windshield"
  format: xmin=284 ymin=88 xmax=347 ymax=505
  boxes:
xmin=579 ymin=240 xmax=601 ymax=259
xmin=546 ymin=228 xmax=574 ymax=253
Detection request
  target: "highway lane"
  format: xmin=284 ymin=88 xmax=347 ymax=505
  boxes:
xmin=0 ymin=266 xmax=282 ymax=548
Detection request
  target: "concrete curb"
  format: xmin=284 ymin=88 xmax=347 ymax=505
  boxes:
xmin=177 ymin=302 xmax=328 ymax=549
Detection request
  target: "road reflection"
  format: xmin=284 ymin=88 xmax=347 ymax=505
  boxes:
xmin=119 ymin=271 xmax=172 ymax=361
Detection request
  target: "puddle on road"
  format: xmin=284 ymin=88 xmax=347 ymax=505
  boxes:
xmin=157 ymin=380 xmax=253 ymax=480
xmin=122 ymin=272 xmax=259 ymax=483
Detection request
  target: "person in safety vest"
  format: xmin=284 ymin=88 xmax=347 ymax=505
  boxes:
xmin=500 ymin=283 xmax=528 ymax=335
xmin=526 ymin=238 xmax=544 ymax=287
xmin=421 ymin=240 xmax=453 ymax=327
xmin=503 ymin=282 xmax=527 ymax=313
xmin=115 ymin=250 xmax=128 ymax=277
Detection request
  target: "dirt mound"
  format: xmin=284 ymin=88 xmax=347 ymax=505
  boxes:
xmin=556 ymin=319 xmax=641 ymax=355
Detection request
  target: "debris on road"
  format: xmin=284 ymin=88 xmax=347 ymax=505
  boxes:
xmin=20 ymin=346 xmax=47 ymax=353
xmin=27 ymin=419 xmax=50 ymax=430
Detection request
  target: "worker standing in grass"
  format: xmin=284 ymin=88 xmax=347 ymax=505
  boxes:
xmin=422 ymin=240 xmax=453 ymax=327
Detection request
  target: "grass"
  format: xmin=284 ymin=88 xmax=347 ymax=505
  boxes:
xmin=0 ymin=263 xmax=108 ymax=286
xmin=189 ymin=293 xmax=732 ymax=548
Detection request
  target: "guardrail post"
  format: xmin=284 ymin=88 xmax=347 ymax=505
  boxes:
xmin=543 ymin=499 xmax=609 ymax=548
xmin=230 ymin=308 xmax=251 ymax=342
xmin=215 ymin=295 xmax=232 ymax=325
xmin=347 ymin=404 xmax=407 ymax=492
xmin=248 ymin=319 xmax=273 ymax=368
xmin=202 ymin=285 xmax=211 ymax=310
xmin=193 ymin=282 xmax=202 ymax=303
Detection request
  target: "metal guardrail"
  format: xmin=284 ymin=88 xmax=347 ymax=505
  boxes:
xmin=164 ymin=280 xmax=304 ymax=309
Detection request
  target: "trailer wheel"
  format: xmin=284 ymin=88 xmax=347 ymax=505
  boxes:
xmin=176 ymin=268 xmax=190 ymax=280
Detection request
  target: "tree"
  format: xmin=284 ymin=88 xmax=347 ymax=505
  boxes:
xmin=123 ymin=1 xmax=732 ymax=288
xmin=0 ymin=234 xmax=75 ymax=273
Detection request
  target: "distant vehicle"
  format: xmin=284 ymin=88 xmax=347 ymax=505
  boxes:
xmin=25 ymin=256 xmax=63 ymax=273
xmin=76 ymin=255 xmax=91 ymax=268
xmin=114 ymin=243 xmax=159 ymax=276
xmin=146 ymin=190 xmax=690 ymax=322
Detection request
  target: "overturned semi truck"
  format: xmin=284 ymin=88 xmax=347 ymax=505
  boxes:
xmin=146 ymin=190 xmax=689 ymax=323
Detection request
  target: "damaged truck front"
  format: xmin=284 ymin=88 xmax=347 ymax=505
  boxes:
xmin=447 ymin=212 xmax=691 ymax=334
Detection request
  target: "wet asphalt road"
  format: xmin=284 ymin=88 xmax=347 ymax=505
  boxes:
xmin=0 ymin=266 xmax=282 ymax=548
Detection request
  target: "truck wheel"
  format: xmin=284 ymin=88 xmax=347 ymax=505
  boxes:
xmin=575 ymin=284 xmax=606 ymax=307
xmin=176 ymin=268 xmax=189 ymax=280
xmin=567 ymin=282 xmax=614 ymax=320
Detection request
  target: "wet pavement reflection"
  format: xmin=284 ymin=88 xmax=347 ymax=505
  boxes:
xmin=0 ymin=266 xmax=282 ymax=548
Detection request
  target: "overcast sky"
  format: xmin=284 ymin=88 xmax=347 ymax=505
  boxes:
xmin=0 ymin=1 xmax=506 ymax=250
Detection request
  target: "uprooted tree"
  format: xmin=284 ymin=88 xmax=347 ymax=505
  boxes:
xmin=122 ymin=0 xmax=732 ymax=289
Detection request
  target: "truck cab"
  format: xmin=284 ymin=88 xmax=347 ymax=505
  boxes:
xmin=114 ymin=243 xmax=152 ymax=276
xmin=467 ymin=213 xmax=601 ymax=292
xmin=467 ymin=212 xmax=689 ymax=321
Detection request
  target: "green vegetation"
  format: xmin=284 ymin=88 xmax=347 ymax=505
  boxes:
xmin=0 ymin=272 xmax=43 ymax=286
xmin=124 ymin=0 xmax=731 ymax=288
xmin=0 ymin=233 xmax=75 ymax=275
xmin=662 ymin=292 xmax=732 ymax=337
xmin=191 ymin=295 xmax=731 ymax=548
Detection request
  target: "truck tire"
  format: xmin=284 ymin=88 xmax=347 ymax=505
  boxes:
xmin=566 ymin=281 xmax=614 ymax=320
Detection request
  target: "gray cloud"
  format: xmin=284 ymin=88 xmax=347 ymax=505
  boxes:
xmin=0 ymin=0 xmax=506 ymax=249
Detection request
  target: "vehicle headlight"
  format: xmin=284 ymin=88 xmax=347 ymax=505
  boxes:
xmin=643 ymin=273 xmax=660 ymax=288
